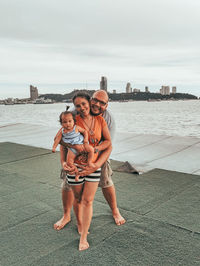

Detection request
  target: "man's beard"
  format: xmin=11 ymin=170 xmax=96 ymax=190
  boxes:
xmin=90 ymin=110 xmax=101 ymax=116
xmin=90 ymin=105 xmax=102 ymax=116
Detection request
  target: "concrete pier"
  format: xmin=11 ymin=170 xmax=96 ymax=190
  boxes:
xmin=0 ymin=124 xmax=200 ymax=265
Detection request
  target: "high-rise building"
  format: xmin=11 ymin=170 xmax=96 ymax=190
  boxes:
xmin=113 ymin=89 xmax=116 ymax=94
xmin=160 ymin=86 xmax=170 ymax=95
xmin=145 ymin=86 xmax=149 ymax=92
xmin=100 ymin=76 xmax=107 ymax=91
xmin=133 ymin=88 xmax=140 ymax=92
xmin=172 ymin=86 xmax=177 ymax=94
xmin=126 ymin=82 xmax=132 ymax=93
xmin=30 ymin=85 xmax=38 ymax=100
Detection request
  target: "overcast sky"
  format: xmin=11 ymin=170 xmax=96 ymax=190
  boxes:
xmin=0 ymin=0 xmax=200 ymax=99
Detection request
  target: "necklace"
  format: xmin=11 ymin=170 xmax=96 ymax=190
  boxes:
xmin=82 ymin=116 xmax=94 ymax=136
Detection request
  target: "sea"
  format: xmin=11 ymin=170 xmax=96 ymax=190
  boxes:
xmin=0 ymin=100 xmax=199 ymax=138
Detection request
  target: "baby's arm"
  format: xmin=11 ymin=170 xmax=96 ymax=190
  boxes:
xmin=52 ymin=128 xmax=62 ymax=152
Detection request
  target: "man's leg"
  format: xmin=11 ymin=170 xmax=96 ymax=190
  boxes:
xmin=102 ymin=185 xmax=125 ymax=225
xmin=54 ymin=178 xmax=74 ymax=230
xmin=100 ymin=161 xmax=126 ymax=225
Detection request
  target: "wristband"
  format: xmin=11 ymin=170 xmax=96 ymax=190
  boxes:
xmin=94 ymin=148 xmax=99 ymax=153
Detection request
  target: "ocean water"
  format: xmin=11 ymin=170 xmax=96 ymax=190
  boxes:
xmin=0 ymin=100 xmax=199 ymax=138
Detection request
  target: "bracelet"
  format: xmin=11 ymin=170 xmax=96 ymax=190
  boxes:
xmin=94 ymin=148 xmax=99 ymax=153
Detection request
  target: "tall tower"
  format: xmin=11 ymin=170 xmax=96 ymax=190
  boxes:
xmin=160 ymin=85 xmax=170 ymax=95
xmin=100 ymin=76 xmax=107 ymax=91
xmin=30 ymin=85 xmax=38 ymax=100
xmin=126 ymin=82 xmax=132 ymax=93
xmin=172 ymin=86 xmax=177 ymax=94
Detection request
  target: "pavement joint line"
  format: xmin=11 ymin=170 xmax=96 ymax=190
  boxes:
xmin=0 ymin=152 xmax=52 ymax=165
xmin=147 ymin=139 xmax=200 ymax=163
xmin=192 ymin=168 xmax=200 ymax=174
xmin=112 ymin=135 xmax=172 ymax=155
xmin=133 ymin=182 xmax=197 ymax=216
xmin=144 ymin=216 xmax=200 ymax=235
xmin=94 ymin=197 xmax=144 ymax=216
xmin=0 ymin=123 xmax=22 ymax=128
xmin=0 ymin=210 xmax=51 ymax=233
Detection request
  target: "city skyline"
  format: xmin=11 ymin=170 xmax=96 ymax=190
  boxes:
xmin=0 ymin=0 xmax=200 ymax=99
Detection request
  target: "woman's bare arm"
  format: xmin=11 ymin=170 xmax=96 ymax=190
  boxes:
xmin=76 ymin=125 xmax=88 ymax=143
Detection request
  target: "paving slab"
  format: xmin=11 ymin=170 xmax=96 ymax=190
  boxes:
xmin=0 ymin=142 xmax=51 ymax=164
xmin=149 ymin=141 xmax=200 ymax=174
xmin=1 ymin=143 xmax=200 ymax=266
xmin=0 ymin=123 xmax=59 ymax=150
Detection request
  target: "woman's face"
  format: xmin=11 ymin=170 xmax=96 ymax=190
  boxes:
xmin=73 ymin=97 xmax=90 ymax=117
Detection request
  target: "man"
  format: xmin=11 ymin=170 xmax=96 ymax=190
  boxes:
xmin=54 ymin=90 xmax=125 ymax=230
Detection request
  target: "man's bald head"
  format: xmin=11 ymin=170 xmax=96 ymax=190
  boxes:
xmin=92 ymin=90 xmax=109 ymax=102
xmin=90 ymin=90 xmax=109 ymax=116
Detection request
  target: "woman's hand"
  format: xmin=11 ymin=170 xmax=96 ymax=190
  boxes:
xmin=62 ymin=162 xmax=76 ymax=174
xmin=77 ymin=163 xmax=99 ymax=176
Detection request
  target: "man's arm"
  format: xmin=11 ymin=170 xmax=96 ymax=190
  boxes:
xmin=94 ymin=123 xmax=111 ymax=152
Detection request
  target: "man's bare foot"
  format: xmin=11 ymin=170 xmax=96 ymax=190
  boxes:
xmin=79 ymin=241 xmax=89 ymax=251
xmin=77 ymin=223 xmax=82 ymax=235
xmin=113 ymin=208 xmax=126 ymax=226
xmin=53 ymin=215 xmax=71 ymax=230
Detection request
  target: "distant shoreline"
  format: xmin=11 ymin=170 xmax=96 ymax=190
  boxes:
xmin=0 ymin=89 xmax=198 ymax=105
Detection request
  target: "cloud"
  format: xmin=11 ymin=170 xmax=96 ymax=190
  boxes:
xmin=0 ymin=0 xmax=200 ymax=98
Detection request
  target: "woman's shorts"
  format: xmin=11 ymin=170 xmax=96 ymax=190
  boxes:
xmin=61 ymin=160 xmax=113 ymax=190
xmin=67 ymin=168 xmax=101 ymax=185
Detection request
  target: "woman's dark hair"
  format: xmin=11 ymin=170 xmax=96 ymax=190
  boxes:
xmin=72 ymin=92 xmax=90 ymax=104
xmin=59 ymin=111 xmax=76 ymax=125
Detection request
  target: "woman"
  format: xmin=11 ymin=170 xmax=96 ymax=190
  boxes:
xmin=61 ymin=92 xmax=111 ymax=251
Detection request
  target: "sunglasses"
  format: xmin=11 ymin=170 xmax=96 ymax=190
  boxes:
xmin=91 ymin=97 xmax=107 ymax=106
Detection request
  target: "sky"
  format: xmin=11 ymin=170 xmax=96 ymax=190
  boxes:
xmin=0 ymin=0 xmax=200 ymax=99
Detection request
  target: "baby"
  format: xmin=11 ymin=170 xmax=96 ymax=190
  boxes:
xmin=52 ymin=111 xmax=94 ymax=181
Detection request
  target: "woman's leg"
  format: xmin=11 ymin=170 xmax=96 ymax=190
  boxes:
xmin=71 ymin=184 xmax=84 ymax=233
xmin=79 ymin=181 xmax=99 ymax=251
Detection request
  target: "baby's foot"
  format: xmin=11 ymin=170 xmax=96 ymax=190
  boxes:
xmin=75 ymin=175 xmax=80 ymax=182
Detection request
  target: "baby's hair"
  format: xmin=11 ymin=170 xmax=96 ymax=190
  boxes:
xmin=59 ymin=111 xmax=76 ymax=125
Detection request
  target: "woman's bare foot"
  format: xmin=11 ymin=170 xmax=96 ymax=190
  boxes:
xmin=79 ymin=240 xmax=89 ymax=251
xmin=113 ymin=208 xmax=126 ymax=226
xmin=53 ymin=215 xmax=71 ymax=230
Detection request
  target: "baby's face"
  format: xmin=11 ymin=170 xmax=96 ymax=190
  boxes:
xmin=61 ymin=114 xmax=75 ymax=130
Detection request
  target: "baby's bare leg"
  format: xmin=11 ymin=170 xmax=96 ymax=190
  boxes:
xmin=52 ymin=130 xmax=62 ymax=152
xmin=67 ymin=149 xmax=79 ymax=181
xmin=84 ymin=144 xmax=95 ymax=167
